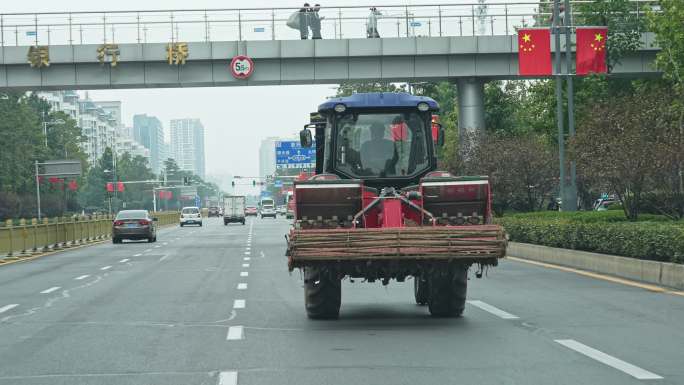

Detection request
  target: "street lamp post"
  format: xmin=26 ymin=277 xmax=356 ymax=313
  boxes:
xmin=42 ymin=116 xmax=65 ymax=148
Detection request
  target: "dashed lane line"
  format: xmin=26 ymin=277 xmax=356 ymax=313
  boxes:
xmin=233 ymin=299 xmax=246 ymax=309
xmin=555 ymin=339 xmax=663 ymax=380
xmin=154 ymin=245 xmax=161 ymax=248
xmin=119 ymin=258 xmax=130 ymax=263
xmin=100 ymin=266 xmax=112 ymax=271
xmin=243 ymin=257 xmax=250 ymax=261
xmin=218 ymin=371 xmax=239 ymax=385
xmin=74 ymin=275 xmax=90 ymax=280
xmin=39 ymin=286 xmax=61 ymax=294
xmin=0 ymin=304 xmax=19 ymax=314
xmin=237 ymin=283 xmax=247 ymax=290
xmin=240 ymin=272 xmax=248 ymax=277
xmin=244 ymin=252 xmax=250 ymax=255
xmin=133 ymin=253 xmax=142 ymax=257
xmin=467 ymin=300 xmax=519 ymax=319
xmin=144 ymin=249 xmax=152 ymax=253
xmin=242 ymin=263 xmax=250 ymax=268
xmin=226 ymin=326 xmax=244 ymax=341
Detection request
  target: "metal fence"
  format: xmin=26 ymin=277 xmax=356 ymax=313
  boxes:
xmin=0 ymin=1 xmax=656 ymax=47
xmin=0 ymin=211 xmax=179 ymax=259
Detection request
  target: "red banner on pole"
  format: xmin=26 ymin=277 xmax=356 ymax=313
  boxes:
xmin=576 ymin=27 xmax=608 ymax=75
xmin=68 ymin=180 xmax=78 ymax=191
xmin=117 ymin=181 xmax=125 ymax=192
xmin=517 ymin=28 xmax=552 ymax=76
xmin=106 ymin=182 xmax=114 ymax=192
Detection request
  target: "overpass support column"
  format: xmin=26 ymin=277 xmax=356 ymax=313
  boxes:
xmin=456 ymin=78 xmax=486 ymax=142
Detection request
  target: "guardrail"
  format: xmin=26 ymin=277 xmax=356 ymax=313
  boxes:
xmin=0 ymin=211 xmax=178 ymax=260
xmin=0 ymin=1 xmax=655 ymax=46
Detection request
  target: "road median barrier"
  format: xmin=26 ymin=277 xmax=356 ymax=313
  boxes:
xmin=0 ymin=212 xmax=179 ymax=265
xmin=508 ymin=242 xmax=684 ymax=290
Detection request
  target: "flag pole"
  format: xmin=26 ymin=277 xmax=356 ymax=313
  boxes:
xmin=553 ymin=0 xmax=566 ymax=210
xmin=564 ymin=0 xmax=578 ymax=211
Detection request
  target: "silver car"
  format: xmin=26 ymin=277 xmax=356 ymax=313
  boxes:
xmin=112 ymin=210 xmax=158 ymax=243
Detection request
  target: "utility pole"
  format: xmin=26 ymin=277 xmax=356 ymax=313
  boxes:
xmin=564 ymin=0 xmax=578 ymax=211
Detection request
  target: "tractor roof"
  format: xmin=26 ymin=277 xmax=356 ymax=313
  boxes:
xmin=319 ymin=92 xmax=439 ymax=113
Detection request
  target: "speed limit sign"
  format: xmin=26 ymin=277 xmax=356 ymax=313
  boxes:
xmin=230 ymin=55 xmax=255 ymax=79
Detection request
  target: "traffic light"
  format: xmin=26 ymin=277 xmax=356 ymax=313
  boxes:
xmin=183 ymin=176 xmax=190 ymax=185
xmin=231 ymin=181 xmax=235 ymax=187
xmin=252 ymin=180 xmax=256 ymax=187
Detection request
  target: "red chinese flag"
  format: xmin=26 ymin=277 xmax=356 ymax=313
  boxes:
xmin=117 ymin=181 xmax=125 ymax=192
xmin=68 ymin=180 xmax=78 ymax=191
xmin=106 ymin=182 xmax=114 ymax=192
xmin=576 ymin=27 xmax=607 ymax=75
xmin=48 ymin=177 xmax=59 ymax=184
xmin=166 ymin=191 xmax=173 ymax=200
xmin=517 ymin=28 xmax=552 ymax=75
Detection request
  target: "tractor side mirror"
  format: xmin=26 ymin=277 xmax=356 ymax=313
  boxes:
xmin=432 ymin=123 xmax=445 ymax=147
xmin=300 ymin=126 xmax=313 ymax=148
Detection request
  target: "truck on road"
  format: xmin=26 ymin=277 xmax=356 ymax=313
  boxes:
xmin=286 ymin=93 xmax=507 ymax=319
xmin=223 ymin=195 xmax=246 ymax=225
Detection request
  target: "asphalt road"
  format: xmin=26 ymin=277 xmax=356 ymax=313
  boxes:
xmin=0 ymin=216 xmax=682 ymax=385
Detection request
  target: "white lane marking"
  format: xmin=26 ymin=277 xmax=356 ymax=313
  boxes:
xmin=133 ymin=253 xmax=142 ymax=257
xmin=159 ymin=254 xmax=169 ymax=262
xmin=242 ymin=263 xmax=250 ymax=268
xmin=119 ymin=258 xmax=130 ymax=263
xmin=237 ymin=283 xmax=247 ymax=290
xmin=74 ymin=275 xmax=90 ymax=280
xmin=144 ymin=249 xmax=152 ymax=252
xmin=243 ymin=257 xmax=250 ymax=261
xmin=154 ymin=245 xmax=161 ymax=248
xmin=233 ymin=299 xmax=246 ymax=309
xmin=40 ymin=287 xmax=61 ymax=294
xmin=226 ymin=326 xmax=244 ymax=341
xmin=467 ymin=300 xmax=519 ymax=319
xmin=245 ymin=247 xmax=251 ymax=251
xmin=0 ymin=304 xmax=19 ymax=314
xmin=100 ymin=266 xmax=112 ymax=271
xmin=555 ymin=339 xmax=663 ymax=380
xmin=163 ymin=242 xmax=168 ymax=245
xmin=260 ymin=251 xmax=265 ymax=258
xmin=244 ymin=251 xmax=250 ymax=255
xmin=240 ymin=272 xmax=248 ymax=277
xmin=218 ymin=371 xmax=238 ymax=385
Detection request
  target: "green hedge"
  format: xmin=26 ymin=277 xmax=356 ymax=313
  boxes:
xmin=497 ymin=213 xmax=684 ymax=264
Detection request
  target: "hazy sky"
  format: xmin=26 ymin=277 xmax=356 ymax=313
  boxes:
xmin=11 ymin=0 xmax=528 ymax=194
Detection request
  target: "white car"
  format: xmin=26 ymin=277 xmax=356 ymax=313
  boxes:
xmin=180 ymin=206 xmax=203 ymax=227
xmin=260 ymin=204 xmax=277 ymax=219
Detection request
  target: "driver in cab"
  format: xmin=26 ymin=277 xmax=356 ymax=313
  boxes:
xmin=360 ymin=122 xmax=398 ymax=176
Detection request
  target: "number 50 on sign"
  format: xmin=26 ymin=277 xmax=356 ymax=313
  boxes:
xmin=230 ymin=55 xmax=255 ymax=79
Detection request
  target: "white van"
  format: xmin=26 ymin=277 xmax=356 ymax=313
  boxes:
xmin=180 ymin=206 xmax=202 ymax=227
xmin=260 ymin=198 xmax=276 ymax=219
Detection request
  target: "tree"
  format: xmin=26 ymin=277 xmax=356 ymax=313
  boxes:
xmin=571 ymin=87 xmax=678 ymax=220
xmin=451 ymin=134 xmax=558 ymax=214
xmin=335 ymin=82 xmax=407 ymax=97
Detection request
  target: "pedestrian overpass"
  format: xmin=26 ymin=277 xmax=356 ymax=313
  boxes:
xmin=0 ymin=2 xmax=661 ymax=131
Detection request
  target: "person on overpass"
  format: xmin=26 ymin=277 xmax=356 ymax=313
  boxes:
xmin=360 ymin=121 xmax=397 ymax=175
xmin=310 ymin=4 xmax=323 ymax=39
xmin=299 ymin=3 xmax=312 ymax=39
xmin=367 ymin=7 xmax=382 ymax=38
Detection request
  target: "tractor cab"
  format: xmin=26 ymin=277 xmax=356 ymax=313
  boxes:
xmin=300 ymin=92 xmax=442 ymax=190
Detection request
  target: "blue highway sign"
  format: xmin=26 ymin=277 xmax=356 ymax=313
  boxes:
xmin=275 ymin=140 xmax=316 ymax=169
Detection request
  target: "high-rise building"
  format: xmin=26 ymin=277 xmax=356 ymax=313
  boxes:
xmin=259 ymin=137 xmax=279 ymax=180
xmin=170 ymin=118 xmax=205 ymax=178
xmin=133 ymin=114 xmax=165 ymax=174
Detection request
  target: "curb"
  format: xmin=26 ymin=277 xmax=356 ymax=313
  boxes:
xmin=508 ymin=242 xmax=684 ymax=290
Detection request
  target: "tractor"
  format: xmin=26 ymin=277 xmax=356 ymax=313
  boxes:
xmin=286 ymin=93 xmax=506 ymax=319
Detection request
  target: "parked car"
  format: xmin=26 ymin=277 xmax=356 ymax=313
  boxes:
xmin=180 ymin=206 xmax=203 ymax=227
xmin=112 ymin=210 xmax=157 ymax=243
xmin=245 ymin=206 xmax=258 ymax=216
xmin=208 ymin=206 xmax=221 ymax=217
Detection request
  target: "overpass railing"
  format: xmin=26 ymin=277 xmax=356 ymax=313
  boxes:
xmin=0 ymin=1 xmax=656 ymax=47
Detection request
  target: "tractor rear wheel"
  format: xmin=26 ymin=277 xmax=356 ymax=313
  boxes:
xmin=427 ymin=266 xmax=468 ymax=317
xmin=414 ymin=277 xmax=428 ymax=305
xmin=304 ymin=267 xmax=341 ymax=319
